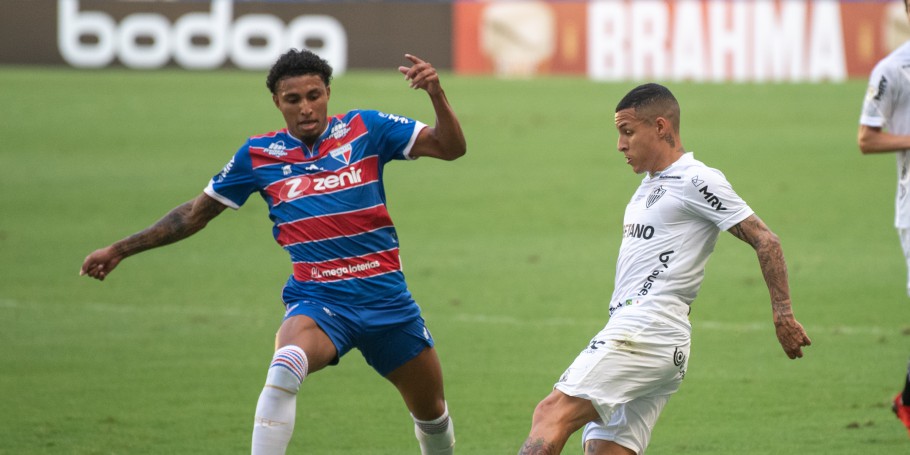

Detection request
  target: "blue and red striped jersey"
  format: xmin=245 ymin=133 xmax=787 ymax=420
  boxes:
xmin=204 ymin=109 xmax=427 ymax=304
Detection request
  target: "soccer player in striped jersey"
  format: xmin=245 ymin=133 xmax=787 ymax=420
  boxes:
xmin=858 ymin=0 xmax=910 ymax=438
xmin=81 ymin=49 xmax=465 ymax=454
xmin=518 ymin=83 xmax=810 ymax=455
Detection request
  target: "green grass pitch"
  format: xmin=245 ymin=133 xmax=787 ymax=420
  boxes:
xmin=1 ymin=65 xmax=908 ymax=454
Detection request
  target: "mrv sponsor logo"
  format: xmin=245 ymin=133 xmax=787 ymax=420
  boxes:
xmin=58 ymin=0 xmax=348 ymax=71
xmin=698 ymin=186 xmax=727 ymax=211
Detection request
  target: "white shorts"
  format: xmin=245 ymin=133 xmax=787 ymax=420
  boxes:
xmin=899 ymin=228 xmax=910 ymax=297
xmin=581 ymin=394 xmax=669 ymax=455
xmin=554 ymin=306 xmax=690 ymax=454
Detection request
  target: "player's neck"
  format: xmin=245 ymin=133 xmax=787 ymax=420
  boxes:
xmin=648 ymin=149 xmax=685 ymax=178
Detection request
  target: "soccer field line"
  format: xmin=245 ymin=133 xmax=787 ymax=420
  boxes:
xmin=452 ymin=313 xmax=901 ymax=336
xmin=0 ymin=297 xmax=251 ymax=317
xmin=0 ymin=298 xmax=901 ymax=336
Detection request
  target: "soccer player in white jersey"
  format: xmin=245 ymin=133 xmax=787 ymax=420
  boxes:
xmin=518 ymin=83 xmax=811 ymax=455
xmin=858 ymin=0 xmax=910 ymax=437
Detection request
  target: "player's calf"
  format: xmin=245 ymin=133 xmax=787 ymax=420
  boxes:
xmin=252 ymin=345 xmax=308 ymax=455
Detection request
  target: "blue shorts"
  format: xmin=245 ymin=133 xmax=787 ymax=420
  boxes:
xmin=282 ymin=293 xmax=434 ymax=376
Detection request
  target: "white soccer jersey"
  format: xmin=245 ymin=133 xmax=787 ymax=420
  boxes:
xmin=860 ymin=40 xmax=910 ymax=228
xmin=608 ymin=153 xmax=754 ymax=319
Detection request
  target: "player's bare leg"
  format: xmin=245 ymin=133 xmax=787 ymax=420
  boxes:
xmin=251 ymin=315 xmax=338 ymax=455
xmin=583 ymin=439 xmax=636 ymax=455
xmin=386 ymin=347 xmax=454 ymax=454
xmin=519 ymin=390 xmax=600 ymax=455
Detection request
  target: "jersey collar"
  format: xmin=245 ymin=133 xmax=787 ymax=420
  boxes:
xmin=648 ymin=151 xmax=693 ymax=180
xmin=285 ymin=120 xmax=332 ymax=158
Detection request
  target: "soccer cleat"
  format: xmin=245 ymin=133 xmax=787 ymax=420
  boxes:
xmin=892 ymin=394 xmax=910 ymax=437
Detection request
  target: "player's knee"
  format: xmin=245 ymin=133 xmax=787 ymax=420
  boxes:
xmin=531 ymin=393 xmax=581 ymax=435
xmin=264 ymin=345 xmax=308 ymax=394
xmin=533 ymin=394 xmax=565 ymax=422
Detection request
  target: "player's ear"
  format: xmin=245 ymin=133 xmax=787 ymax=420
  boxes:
xmin=655 ymin=116 xmax=670 ymax=137
xmin=272 ymin=93 xmax=280 ymax=108
xmin=326 ymin=85 xmax=331 ymax=100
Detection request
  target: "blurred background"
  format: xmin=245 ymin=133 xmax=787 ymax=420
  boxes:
xmin=3 ymin=0 xmax=905 ymax=80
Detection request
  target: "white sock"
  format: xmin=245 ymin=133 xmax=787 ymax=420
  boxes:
xmin=413 ymin=403 xmax=455 ymax=455
xmin=251 ymin=346 xmax=308 ymax=455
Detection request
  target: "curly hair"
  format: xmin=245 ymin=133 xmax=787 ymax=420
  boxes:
xmin=266 ymin=49 xmax=333 ymax=94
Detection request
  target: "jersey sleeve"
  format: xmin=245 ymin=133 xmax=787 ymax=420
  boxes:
xmin=683 ymin=168 xmax=754 ymax=231
xmin=203 ymin=141 xmax=258 ymax=210
xmin=360 ymin=110 xmax=427 ymax=164
xmin=860 ymin=60 xmax=897 ymax=128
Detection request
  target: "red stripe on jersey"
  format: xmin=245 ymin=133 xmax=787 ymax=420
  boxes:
xmin=250 ymin=144 xmax=308 ymax=169
xmin=250 ymin=115 xmax=368 ymax=169
xmin=276 ymin=204 xmax=394 ymax=246
xmin=264 ymin=155 xmax=379 ymax=205
xmin=292 ymin=248 xmax=401 ymax=283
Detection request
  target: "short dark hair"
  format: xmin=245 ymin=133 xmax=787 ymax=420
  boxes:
xmin=615 ymin=83 xmax=681 ymax=132
xmin=266 ymin=49 xmax=333 ymax=94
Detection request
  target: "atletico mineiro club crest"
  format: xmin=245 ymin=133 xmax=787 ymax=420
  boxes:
xmin=646 ymin=186 xmax=666 ymax=208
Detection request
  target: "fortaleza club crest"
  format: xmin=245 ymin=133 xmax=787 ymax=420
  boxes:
xmin=646 ymin=186 xmax=666 ymax=208
xmin=330 ymin=144 xmax=352 ymax=166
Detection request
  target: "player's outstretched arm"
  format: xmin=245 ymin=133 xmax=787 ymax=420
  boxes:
xmin=397 ymin=53 xmax=466 ymax=161
xmin=80 ymin=193 xmax=227 ymax=281
xmin=728 ymin=214 xmax=812 ymax=359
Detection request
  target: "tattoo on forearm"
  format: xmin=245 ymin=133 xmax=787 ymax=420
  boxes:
xmin=519 ymin=438 xmax=558 ymax=455
xmin=730 ymin=216 xmax=791 ymax=306
xmin=114 ymin=197 xmax=222 ymax=257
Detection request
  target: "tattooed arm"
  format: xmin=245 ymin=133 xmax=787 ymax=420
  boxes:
xmin=728 ymin=214 xmax=812 ymax=359
xmin=80 ymin=193 xmax=228 ymax=281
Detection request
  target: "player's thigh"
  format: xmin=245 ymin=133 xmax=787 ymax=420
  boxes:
xmin=584 ymin=439 xmax=636 ymax=455
xmin=385 ymin=346 xmax=445 ymax=420
xmin=533 ymin=389 xmax=602 ymax=432
xmin=276 ymin=314 xmax=339 ymax=374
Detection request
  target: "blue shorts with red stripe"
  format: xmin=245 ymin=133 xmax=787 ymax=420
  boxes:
xmin=281 ymin=289 xmax=434 ymax=376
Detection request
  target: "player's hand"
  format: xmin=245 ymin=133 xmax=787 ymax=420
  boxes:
xmin=398 ymin=54 xmax=442 ymax=95
xmin=80 ymin=245 xmax=123 ymax=281
xmin=774 ymin=316 xmax=811 ymax=359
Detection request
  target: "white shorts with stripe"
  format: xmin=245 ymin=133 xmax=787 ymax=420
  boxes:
xmin=554 ymin=304 xmax=690 ymax=454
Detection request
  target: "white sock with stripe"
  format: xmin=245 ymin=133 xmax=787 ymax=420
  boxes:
xmin=251 ymin=345 xmax=308 ymax=455
xmin=413 ymin=403 xmax=455 ymax=455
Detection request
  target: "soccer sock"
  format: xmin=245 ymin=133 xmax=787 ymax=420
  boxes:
xmin=902 ymin=358 xmax=910 ymax=405
xmin=252 ymin=345 xmax=308 ymax=455
xmin=413 ymin=403 xmax=455 ymax=455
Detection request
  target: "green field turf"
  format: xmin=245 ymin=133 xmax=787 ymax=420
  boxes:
xmin=1 ymin=65 xmax=908 ymax=454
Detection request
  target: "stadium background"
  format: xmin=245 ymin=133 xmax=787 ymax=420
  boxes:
xmin=2 ymin=0 xmax=910 ymax=453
